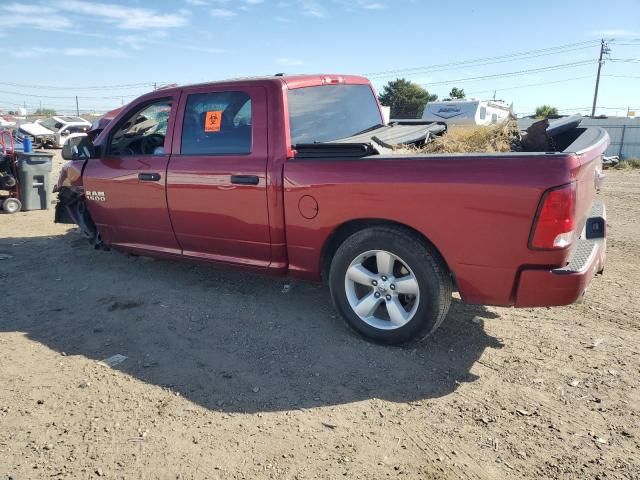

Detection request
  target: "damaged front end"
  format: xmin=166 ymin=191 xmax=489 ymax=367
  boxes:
xmin=54 ymin=160 xmax=106 ymax=250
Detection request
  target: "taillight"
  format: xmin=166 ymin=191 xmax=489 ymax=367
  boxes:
xmin=530 ymin=183 xmax=576 ymax=249
xmin=322 ymin=76 xmax=344 ymax=85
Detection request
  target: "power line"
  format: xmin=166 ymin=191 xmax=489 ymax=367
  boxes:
xmin=364 ymin=40 xmax=601 ymax=78
xmin=0 ymin=88 xmax=140 ymax=100
xmin=603 ymin=74 xmax=640 ymax=79
xmin=0 ymin=81 xmax=159 ymax=91
xmin=465 ymin=75 xmax=595 ymax=96
xmin=520 ymin=105 xmax=639 ymax=116
xmin=417 ymin=60 xmax=597 ymax=87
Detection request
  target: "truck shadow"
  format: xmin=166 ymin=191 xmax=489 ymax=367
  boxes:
xmin=0 ymin=231 xmax=503 ymax=413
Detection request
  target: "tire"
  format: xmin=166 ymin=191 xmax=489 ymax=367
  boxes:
xmin=0 ymin=175 xmax=16 ymax=189
xmin=2 ymin=198 xmax=22 ymax=214
xmin=329 ymin=226 xmax=452 ymax=345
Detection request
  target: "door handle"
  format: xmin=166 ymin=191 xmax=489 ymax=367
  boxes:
xmin=231 ymin=175 xmax=259 ymax=185
xmin=138 ymin=172 xmax=161 ymax=182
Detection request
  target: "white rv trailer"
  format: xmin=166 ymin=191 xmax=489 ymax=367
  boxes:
xmin=421 ymin=99 xmax=513 ymax=126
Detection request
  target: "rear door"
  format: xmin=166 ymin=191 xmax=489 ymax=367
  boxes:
xmin=166 ymin=85 xmax=271 ymax=267
xmin=83 ymin=95 xmax=181 ymax=254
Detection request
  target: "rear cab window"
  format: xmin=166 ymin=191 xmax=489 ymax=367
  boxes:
xmin=287 ymin=84 xmax=382 ymax=145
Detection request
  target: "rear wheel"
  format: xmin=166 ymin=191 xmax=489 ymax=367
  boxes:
xmin=329 ymin=226 xmax=452 ymax=344
xmin=2 ymin=198 xmax=22 ymax=214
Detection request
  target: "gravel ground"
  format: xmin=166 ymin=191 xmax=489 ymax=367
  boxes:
xmin=0 ymin=152 xmax=639 ymax=479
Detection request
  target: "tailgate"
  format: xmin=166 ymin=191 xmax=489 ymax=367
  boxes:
xmin=568 ymin=127 xmax=609 ymax=237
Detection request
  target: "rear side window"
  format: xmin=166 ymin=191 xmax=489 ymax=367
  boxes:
xmin=181 ymin=91 xmax=252 ymax=155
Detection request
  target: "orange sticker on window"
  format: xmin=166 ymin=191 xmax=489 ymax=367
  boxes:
xmin=204 ymin=110 xmax=223 ymax=132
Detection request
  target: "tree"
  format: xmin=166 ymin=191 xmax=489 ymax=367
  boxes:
xmin=378 ymin=78 xmax=437 ymax=119
xmin=535 ymin=105 xmax=558 ymax=119
xmin=33 ymin=108 xmax=57 ymax=116
xmin=448 ymin=87 xmax=465 ymax=99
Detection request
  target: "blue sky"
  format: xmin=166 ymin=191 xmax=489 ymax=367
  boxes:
xmin=0 ymin=0 xmax=638 ymax=116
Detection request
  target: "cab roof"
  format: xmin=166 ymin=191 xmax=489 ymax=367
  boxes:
xmin=150 ymin=74 xmax=371 ymax=96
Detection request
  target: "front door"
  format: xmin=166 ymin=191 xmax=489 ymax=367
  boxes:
xmin=83 ymin=96 xmax=181 ymax=255
xmin=166 ymin=86 xmax=271 ymax=267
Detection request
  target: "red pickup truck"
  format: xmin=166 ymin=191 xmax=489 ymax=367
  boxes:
xmin=55 ymin=74 xmax=608 ymax=344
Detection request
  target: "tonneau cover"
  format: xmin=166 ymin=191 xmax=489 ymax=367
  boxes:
xmin=334 ymin=122 xmax=446 ymax=148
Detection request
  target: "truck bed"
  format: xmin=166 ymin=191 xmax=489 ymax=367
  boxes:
xmin=283 ymin=125 xmax=609 ymax=306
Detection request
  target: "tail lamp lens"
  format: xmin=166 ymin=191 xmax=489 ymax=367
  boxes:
xmin=530 ymin=183 xmax=576 ymax=249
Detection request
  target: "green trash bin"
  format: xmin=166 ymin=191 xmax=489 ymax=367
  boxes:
xmin=16 ymin=152 xmax=53 ymax=211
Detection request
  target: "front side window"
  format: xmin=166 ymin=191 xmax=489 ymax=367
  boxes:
xmin=479 ymin=106 xmax=487 ymax=120
xmin=109 ymin=100 xmax=172 ymax=156
xmin=181 ymin=91 xmax=252 ymax=155
xmin=287 ymin=84 xmax=382 ymax=145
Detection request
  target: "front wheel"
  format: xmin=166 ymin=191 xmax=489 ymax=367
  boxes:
xmin=329 ymin=227 xmax=452 ymax=345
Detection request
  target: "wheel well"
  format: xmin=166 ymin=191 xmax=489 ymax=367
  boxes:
xmin=320 ymin=219 xmax=452 ymax=283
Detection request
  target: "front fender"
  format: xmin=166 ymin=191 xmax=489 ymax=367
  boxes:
xmin=54 ymin=159 xmax=85 ymax=193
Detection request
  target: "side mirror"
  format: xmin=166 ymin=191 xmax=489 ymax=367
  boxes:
xmin=62 ymin=136 xmax=97 ymax=161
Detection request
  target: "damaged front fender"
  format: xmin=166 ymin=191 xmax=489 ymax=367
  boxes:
xmin=55 ymin=187 xmax=105 ymax=249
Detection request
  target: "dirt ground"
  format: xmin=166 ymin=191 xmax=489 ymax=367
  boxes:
xmin=1 ymin=152 xmax=639 ymax=480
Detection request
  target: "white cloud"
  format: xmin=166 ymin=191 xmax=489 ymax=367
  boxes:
xmin=0 ymin=3 xmax=71 ymax=30
xmin=183 ymin=45 xmax=229 ymax=54
xmin=277 ymin=57 xmax=304 ymax=66
xmin=274 ymin=16 xmax=291 ymax=22
xmin=210 ymin=8 xmax=236 ymax=16
xmin=1 ymin=46 xmax=126 ymax=58
xmin=57 ymin=0 xmax=189 ymax=30
xmin=360 ymin=2 xmax=386 ymax=9
xmin=300 ymin=1 xmax=326 ymax=17
xmin=64 ymin=47 xmax=127 ymax=57
xmin=185 ymin=0 xmax=209 ymax=5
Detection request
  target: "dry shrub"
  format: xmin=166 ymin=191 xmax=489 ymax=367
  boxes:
xmin=613 ymin=158 xmax=640 ymax=170
xmin=399 ymin=119 xmax=519 ymax=154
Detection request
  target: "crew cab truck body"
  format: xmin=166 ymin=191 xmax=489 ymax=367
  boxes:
xmin=56 ymin=75 xmax=609 ymax=344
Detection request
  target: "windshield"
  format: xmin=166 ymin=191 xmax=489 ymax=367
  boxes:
xmin=39 ymin=118 xmax=61 ymax=132
xmin=288 ymin=84 xmax=382 ymax=145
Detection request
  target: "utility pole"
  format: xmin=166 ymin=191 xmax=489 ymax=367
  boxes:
xmin=153 ymin=82 xmax=157 ymax=91
xmin=75 ymin=96 xmax=80 ymax=116
xmin=591 ymin=39 xmax=610 ymax=118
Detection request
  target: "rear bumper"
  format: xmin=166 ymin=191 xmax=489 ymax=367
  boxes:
xmin=514 ymin=202 xmax=606 ymax=307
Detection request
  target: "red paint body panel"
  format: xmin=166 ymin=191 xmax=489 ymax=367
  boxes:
xmin=167 ymin=85 xmax=271 ymax=268
xmin=282 ymin=154 xmax=587 ymax=304
xmin=85 ymin=90 xmax=181 ymax=254
xmin=65 ymin=75 xmax=609 ymax=308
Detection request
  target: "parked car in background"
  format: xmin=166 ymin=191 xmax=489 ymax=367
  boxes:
xmin=36 ymin=116 xmax=91 ymax=148
xmin=0 ymin=116 xmax=16 ymax=127
xmin=18 ymin=122 xmax=56 ymax=148
xmin=55 ymin=74 xmax=608 ymax=344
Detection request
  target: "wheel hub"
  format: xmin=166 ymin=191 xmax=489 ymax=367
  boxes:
xmin=377 ymin=278 xmax=391 ymax=294
xmin=344 ymin=249 xmax=420 ymax=331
